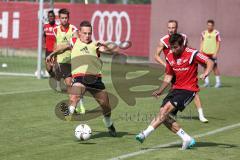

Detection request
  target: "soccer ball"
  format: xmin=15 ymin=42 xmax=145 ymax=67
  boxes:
xmin=1 ymin=63 xmax=7 ymax=68
xmin=74 ymin=124 xmax=92 ymax=141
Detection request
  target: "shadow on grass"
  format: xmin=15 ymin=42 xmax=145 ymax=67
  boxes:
xmin=91 ymin=130 xmax=136 ymax=139
xmin=142 ymin=141 xmax=238 ymax=150
xmin=77 ymin=142 xmax=97 ymax=145
xmin=177 ymin=116 xmax=225 ymax=121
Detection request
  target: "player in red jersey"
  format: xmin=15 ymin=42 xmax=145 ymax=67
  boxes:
xmin=136 ymin=33 xmax=213 ymax=150
xmin=43 ymin=10 xmax=57 ymax=77
xmin=155 ymin=20 xmax=208 ymax=123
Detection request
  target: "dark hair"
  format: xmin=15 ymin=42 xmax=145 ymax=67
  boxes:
xmin=168 ymin=20 xmax=178 ymax=28
xmin=58 ymin=8 xmax=70 ymax=17
xmin=207 ymin=19 xmax=215 ymax=25
xmin=80 ymin=20 xmax=92 ymax=30
xmin=48 ymin=10 xmax=55 ymax=17
xmin=169 ymin=33 xmax=184 ymax=46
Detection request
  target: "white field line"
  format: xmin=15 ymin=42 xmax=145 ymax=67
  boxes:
xmin=0 ymin=88 xmax=51 ymax=95
xmin=0 ymin=72 xmax=35 ymax=77
xmin=109 ymin=122 xmax=240 ymax=160
xmin=0 ymin=79 xmax=113 ymax=96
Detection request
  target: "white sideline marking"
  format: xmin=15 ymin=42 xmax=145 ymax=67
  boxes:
xmin=109 ymin=122 xmax=240 ymax=160
xmin=0 ymin=78 xmax=112 ymax=96
xmin=0 ymin=72 xmax=35 ymax=77
xmin=0 ymin=88 xmax=51 ymax=95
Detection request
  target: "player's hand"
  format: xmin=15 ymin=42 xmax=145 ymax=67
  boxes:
xmin=46 ymin=55 xmax=51 ymax=63
xmin=199 ymin=73 xmax=207 ymax=80
xmin=152 ymin=89 xmax=162 ymax=98
xmin=46 ymin=54 xmax=54 ymax=63
xmin=163 ymin=63 xmax=166 ymax=68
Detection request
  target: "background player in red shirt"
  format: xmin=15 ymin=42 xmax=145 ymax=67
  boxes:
xmin=136 ymin=33 xmax=213 ymax=150
xmin=43 ymin=10 xmax=57 ymax=77
xmin=154 ymin=20 xmax=208 ymax=123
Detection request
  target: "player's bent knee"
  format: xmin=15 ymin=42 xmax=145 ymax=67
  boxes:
xmin=70 ymin=95 xmax=80 ymax=103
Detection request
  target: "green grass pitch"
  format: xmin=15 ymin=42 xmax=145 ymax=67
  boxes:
xmin=0 ymin=61 xmax=239 ymax=160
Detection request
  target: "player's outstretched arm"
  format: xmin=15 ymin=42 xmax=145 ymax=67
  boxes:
xmin=46 ymin=44 xmax=71 ymax=62
xmin=152 ymin=74 xmax=172 ymax=98
xmin=97 ymin=42 xmax=119 ymax=55
xmin=199 ymin=59 xmax=214 ymax=80
xmin=154 ymin=42 xmax=166 ymax=67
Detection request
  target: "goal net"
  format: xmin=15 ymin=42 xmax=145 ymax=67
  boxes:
xmin=0 ymin=0 xmax=54 ymax=78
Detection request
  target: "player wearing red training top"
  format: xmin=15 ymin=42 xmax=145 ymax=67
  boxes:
xmin=136 ymin=33 xmax=213 ymax=150
xmin=43 ymin=10 xmax=57 ymax=77
xmin=155 ymin=20 xmax=208 ymax=123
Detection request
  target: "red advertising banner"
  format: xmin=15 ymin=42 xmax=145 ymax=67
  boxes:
xmin=0 ymin=2 xmax=150 ymax=57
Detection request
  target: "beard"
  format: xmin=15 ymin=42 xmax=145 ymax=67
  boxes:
xmin=49 ymin=20 xmax=55 ymax=25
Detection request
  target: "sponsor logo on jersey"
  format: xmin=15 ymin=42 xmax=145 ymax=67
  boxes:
xmin=173 ymin=67 xmax=189 ymax=71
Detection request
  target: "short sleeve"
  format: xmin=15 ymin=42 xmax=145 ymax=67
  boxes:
xmin=53 ymin=27 xmax=57 ymax=37
xmin=201 ymin=31 xmax=205 ymax=40
xmin=160 ymin=35 xmax=169 ymax=48
xmin=195 ymin=52 xmax=209 ymax=64
xmin=181 ymin=33 xmax=188 ymax=46
xmin=72 ymin=25 xmax=78 ymax=33
xmin=216 ymin=32 xmax=221 ymax=42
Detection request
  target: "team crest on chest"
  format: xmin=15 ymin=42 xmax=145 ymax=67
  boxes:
xmin=177 ymin=58 xmax=182 ymax=65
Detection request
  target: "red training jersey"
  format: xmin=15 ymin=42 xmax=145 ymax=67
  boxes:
xmin=160 ymin=33 xmax=187 ymax=57
xmin=43 ymin=23 xmax=57 ymax=53
xmin=165 ymin=47 xmax=209 ymax=92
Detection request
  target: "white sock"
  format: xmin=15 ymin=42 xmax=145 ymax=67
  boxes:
xmin=216 ymin=76 xmax=221 ymax=84
xmin=205 ymin=76 xmax=209 ymax=84
xmin=56 ymin=81 xmax=61 ymax=89
xmin=78 ymin=98 xmax=84 ymax=107
xmin=143 ymin=126 xmax=155 ymax=138
xmin=176 ymin=128 xmax=191 ymax=141
xmin=103 ymin=116 xmax=113 ymax=128
xmin=68 ymin=105 xmax=75 ymax=114
xmin=198 ymin=108 xmax=204 ymax=118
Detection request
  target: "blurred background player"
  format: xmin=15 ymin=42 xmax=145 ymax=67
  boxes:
xmin=48 ymin=21 xmax=117 ymax=137
xmin=136 ymin=33 xmax=213 ymax=149
xmin=52 ymin=8 xmax=85 ymax=114
xmin=200 ymin=20 xmax=221 ymax=88
xmin=43 ymin=10 xmax=57 ymax=77
xmin=154 ymin=20 xmax=208 ymax=123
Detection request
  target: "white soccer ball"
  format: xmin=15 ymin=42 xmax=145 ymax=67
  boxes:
xmin=2 ymin=63 xmax=7 ymax=68
xmin=74 ymin=124 xmax=92 ymax=141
